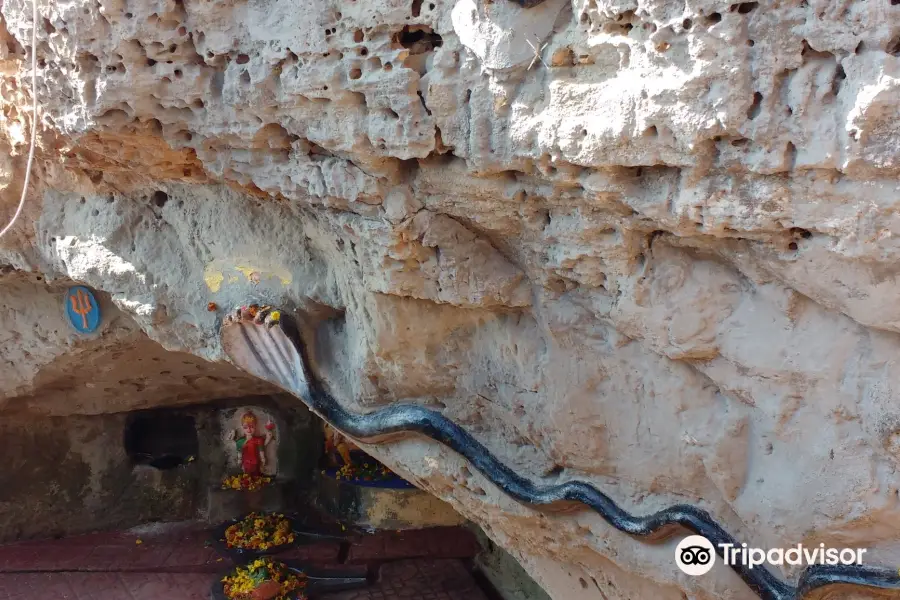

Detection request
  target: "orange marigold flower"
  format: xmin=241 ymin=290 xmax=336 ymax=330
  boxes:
xmin=224 ymin=512 xmax=295 ymax=552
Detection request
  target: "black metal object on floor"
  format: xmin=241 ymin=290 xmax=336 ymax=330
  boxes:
xmin=210 ymin=561 xmax=370 ymax=599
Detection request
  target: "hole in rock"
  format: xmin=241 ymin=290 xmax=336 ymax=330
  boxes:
xmin=546 ymin=464 xmax=565 ymax=477
xmin=125 ymin=412 xmax=198 ymax=470
xmin=888 ymin=34 xmax=900 ymax=56
xmin=747 ymin=91 xmax=763 ymax=119
xmin=393 ymin=25 xmax=443 ymax=53
xmin=152 ymin=190 xmax=169 ymax=207
xmin=785 ymin=140 xmax=797 ymax=170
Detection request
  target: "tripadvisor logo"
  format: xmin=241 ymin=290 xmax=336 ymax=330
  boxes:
xmin=676 ymin=536 xmax=716 ymax=576
xmin=675 ymin=535 xmax=868 ymax=576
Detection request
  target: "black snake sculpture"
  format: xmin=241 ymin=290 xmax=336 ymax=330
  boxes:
xmin=220 ymin=305 xmax=900 ymax=600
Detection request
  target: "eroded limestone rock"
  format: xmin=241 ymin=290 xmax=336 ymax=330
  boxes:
xmin=2 ymin=0 xmax=900 ymax=597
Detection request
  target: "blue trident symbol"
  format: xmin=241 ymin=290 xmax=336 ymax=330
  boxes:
xmin=65 ymin=286 xmax=101 ymax=333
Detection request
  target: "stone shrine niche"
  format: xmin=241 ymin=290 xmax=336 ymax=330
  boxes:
xmin=219 ymin=406 xmax=282 ymax=478
xmin=124 ymin=412 xmax=199 ymax=470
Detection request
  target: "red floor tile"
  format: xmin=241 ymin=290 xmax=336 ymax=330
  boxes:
xmin=63 ymin=572 xmax=126 ymax=599
xmin=346 ymin=527 xmax=481 ymax=563
xmin=279 ymin=541 xmax=343 ymax=563
xmin=0 ymin=525 xmax=488 ymax=600
xmin=0 ymin=560 xmax=486 ymax=600
xmin=327 ymin=559 xmax=488 ymax=600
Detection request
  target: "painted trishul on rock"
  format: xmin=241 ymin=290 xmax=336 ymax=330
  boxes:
xmin=220 ymin=304 xmax=900 ymax=600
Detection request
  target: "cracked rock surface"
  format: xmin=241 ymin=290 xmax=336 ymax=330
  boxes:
xmin=2 ymin=0 xmax=900 ymax=598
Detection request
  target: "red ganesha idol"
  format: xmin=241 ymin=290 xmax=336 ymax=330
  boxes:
xmin=227 ymin=410 xmax=276 ymax=477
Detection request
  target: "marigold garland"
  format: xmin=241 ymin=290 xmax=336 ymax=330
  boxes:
xmin=326 ymin=460 xmax=411 ymax=485
xmin=222 ymin=473 xmax=272 ymax=492
xmin=221 ymin=557 xmax=307 ymax=600
xmin=224 ymin=512 xmax=295 ymax=551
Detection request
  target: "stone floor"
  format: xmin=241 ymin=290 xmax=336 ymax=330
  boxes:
xmin=0 ymin=525 xmax=489 ymax=599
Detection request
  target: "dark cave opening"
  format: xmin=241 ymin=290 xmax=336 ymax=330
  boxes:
xmin=124 ymin=411 xmax=199 ymax=470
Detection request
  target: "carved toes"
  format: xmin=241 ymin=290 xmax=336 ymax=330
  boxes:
xmin=223 ymin=303 xmax=283 ymax=330
xmin=264 ymin=310 xmax=282 ymax=328
xmin=254 ymin=305 xmax=272 ymax=324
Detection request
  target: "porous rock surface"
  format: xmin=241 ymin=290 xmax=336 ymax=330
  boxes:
xmin=1 ymin=0 xmax=900 ymax=597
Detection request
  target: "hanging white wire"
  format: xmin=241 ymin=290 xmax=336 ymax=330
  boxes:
xmin=0 ymin=0 xmax=39 ymax=241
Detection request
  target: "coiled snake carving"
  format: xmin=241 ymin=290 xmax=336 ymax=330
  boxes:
xmin=221 ymin=306 xmax=900 ymax=600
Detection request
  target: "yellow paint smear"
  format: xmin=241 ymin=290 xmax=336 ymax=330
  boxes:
xmin=234 ymin=264 xmax=292 ymax=286
xmin=204 ymin=270 xmax=224 ymax=293
xmin=203 ymin=260 xmax=292 ymax=292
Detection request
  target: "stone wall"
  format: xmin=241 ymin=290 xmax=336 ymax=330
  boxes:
xmin=0 ymin=395 xmax=320 ymax=542
xmin=469 ymin=524 xmax=551 ymax=600
xmin=1 ymin=0 xmax=900 ymax=597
